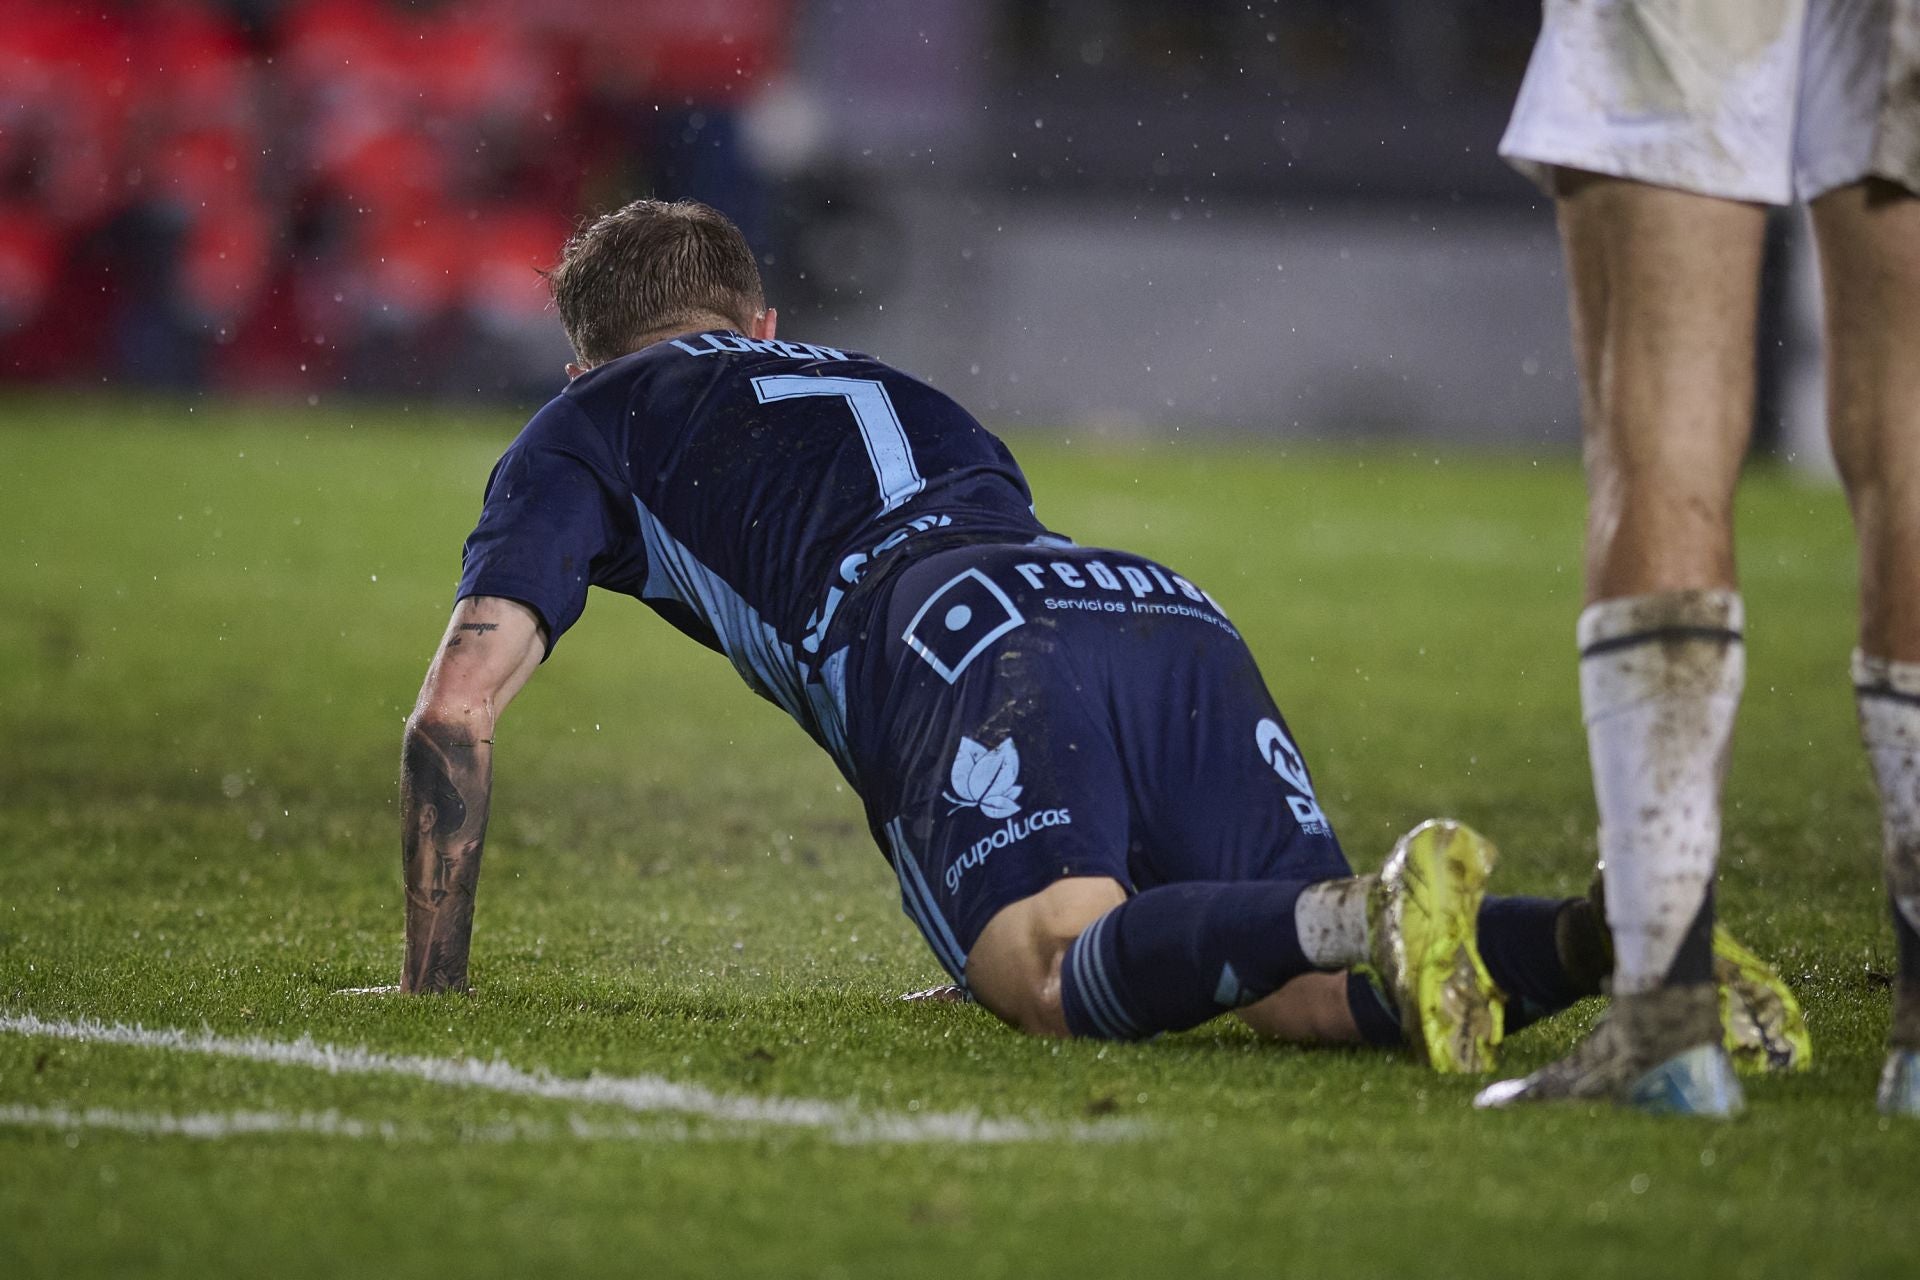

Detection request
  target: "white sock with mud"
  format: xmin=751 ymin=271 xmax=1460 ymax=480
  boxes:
xmin=1295 ymin=877 xmax=1372 ymax=969
xmin=1853 ymin=651 xmax=1920 ymax=1045
xmin=1580 ymin=591 xmax=1744 ymax=997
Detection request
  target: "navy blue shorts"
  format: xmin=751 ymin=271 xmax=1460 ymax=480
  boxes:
xmin=843 ymin=542 xmax=1351 ymax=985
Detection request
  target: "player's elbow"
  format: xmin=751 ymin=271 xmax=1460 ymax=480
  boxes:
xmin=405 ymin=695 xmax=497 ymax=745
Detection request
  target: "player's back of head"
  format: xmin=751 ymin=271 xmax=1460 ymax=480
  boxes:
xmin=548 ymin=199 xmax=765 ymax=367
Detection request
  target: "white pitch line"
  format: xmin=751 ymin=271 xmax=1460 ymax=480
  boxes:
xmin=0 ymin=1104 xmax=401 ymax=1142
xmin=0 ymin=1104 xmax=699 ymax=1145
xmin=0 ymin=1012 xmax=1141 ymax=1145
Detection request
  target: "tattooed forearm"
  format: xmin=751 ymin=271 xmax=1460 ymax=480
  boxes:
xmin=399 ymin=718 xmax=493 ymax=993
xmin=446 ymin=622 xmax=499 ymax=649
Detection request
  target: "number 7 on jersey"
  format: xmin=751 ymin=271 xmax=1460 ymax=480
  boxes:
xmin=752 ymin=375 xmax=926 ymax=513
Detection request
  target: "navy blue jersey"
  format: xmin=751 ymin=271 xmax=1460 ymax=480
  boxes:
xmin=456 ymin=330 xmax=1053 ymax=772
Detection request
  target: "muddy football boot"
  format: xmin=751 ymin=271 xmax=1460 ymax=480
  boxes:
xmin=1369 ymin=819 xmax=1503 ymax=1074
xmin=1880 ymin=1050 xmax=1920 ymax=1116
xmin=1880 ymin=992 xmax=1920 ymax=1116
xmin=1577 ymin=872 xmax=1809 ymax=1074
xmin=1712 ymin=929 xmax=1811 ymax=1074
xmin=1474 ymin=983 xmax=1743 ymax=1116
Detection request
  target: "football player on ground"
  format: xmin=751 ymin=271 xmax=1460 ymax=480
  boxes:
xmin=392 ymin=199 xmax=1800 ymax=1076
xmin=1477 ymin=0 xmax=1919 ymax=1115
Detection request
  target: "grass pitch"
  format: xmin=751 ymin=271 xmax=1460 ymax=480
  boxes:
xmin=1 ymin=393 xmax=1914 ymax=1278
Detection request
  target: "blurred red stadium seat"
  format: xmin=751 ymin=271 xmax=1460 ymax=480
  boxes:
xmin=1 ymin=0 xmax=792 ymax=394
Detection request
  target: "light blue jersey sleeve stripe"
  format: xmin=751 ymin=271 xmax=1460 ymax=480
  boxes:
xmin=631 ymin=494 xmax=854 ymax=778
xmin=886 ymin=821 xmax=961 ymax=961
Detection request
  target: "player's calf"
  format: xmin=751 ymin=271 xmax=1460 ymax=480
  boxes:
xmin=1051 ymin=878 xmax=1369 ymax=1042
xmin=985 ymin=822 xmax=1502 ymax=1074
xmin=970 ymin=873 xmax=1386 ymax=1044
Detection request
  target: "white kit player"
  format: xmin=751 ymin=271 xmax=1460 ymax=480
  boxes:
xmin=1476 ymin=0 xmax=1920 ymax=1115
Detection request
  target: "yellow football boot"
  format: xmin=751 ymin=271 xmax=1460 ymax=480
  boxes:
xmin=1712 ymin=927 xmax=1812 ymax=1074
xmin=1369 ymin=819 xmax=1503 ymax=1073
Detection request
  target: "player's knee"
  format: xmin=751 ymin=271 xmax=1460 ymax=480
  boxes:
xmin=1005 ymin=977 xmax=1070 ymax=1039
xmin=967 ymin=943 xmax=1067 ymax=1038
xmin=1827 ymin=408 xmax=1884 ymax=495
xmin=1584 ymin=461 xmax=1739 ymax=593
xmin=970 ymin=931 xmax=1076 ymax=1039
xmin=1828 ymin=432 xmax=1916 ymax=562
xmin=967 ymin=877 xmax=1126 ymax=1038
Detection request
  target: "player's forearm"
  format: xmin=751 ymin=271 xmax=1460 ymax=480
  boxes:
xmin=398 ymin=714 xmax=495 ymax=993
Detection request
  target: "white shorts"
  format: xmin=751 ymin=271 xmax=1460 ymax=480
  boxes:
xmin=1501 ymin=0 xmax=1920 ymax=204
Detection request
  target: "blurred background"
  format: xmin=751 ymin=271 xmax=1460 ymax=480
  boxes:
xmin=0 ymin=0 xmax=1829 ymax=460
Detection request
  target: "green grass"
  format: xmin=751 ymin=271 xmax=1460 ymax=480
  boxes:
xmin=0 ymin=393 xmax=1911 ymax=1279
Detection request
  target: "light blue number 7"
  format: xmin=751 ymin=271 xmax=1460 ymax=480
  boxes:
xmin=751 ymin=375 xmax=925 ymax=513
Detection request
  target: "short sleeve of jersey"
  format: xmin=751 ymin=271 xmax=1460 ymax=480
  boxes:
xmin=455 ymin=398 xmax=622 ymax=655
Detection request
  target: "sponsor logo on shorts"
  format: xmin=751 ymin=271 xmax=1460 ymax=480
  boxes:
xmin=944 ymin=736 xmax=1024 ymax=817
xmin=946 ymin=808 xmax=1074 ymax=893
xmin=903 ymin=569 xmax=1026 ymax=684
xmin=1255 ymin=717 xmax=1331 ymax=836
xmin=1010 ymin=558 xmax=1240 ymax=638
xmin=941 ymin=734 xmax=1073 ymax=892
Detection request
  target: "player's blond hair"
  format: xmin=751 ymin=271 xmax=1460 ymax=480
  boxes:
xmin=548 ymin=199 xmax=765 ymax=366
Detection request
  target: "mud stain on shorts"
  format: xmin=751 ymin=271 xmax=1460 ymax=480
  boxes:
xmin=1594 ymin=0 xmax=1794 ymax=116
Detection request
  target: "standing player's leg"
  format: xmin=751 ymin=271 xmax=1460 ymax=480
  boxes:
xmin=1479 ymin=174 xmax=1767 ymax=1114
xmin=1812 ymin=178 xmax=1920 ymax=1114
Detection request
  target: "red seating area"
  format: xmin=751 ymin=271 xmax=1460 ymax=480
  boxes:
xmin=0 ymin=0 xmax=789 ymax=395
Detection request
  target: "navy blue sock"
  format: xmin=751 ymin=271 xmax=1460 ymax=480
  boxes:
xmin=1344 ymin=964 xmax=1558 ymax=1047
xmin=1342 ymin=896 xmax=1597 ymax=1046
xmin=1664 ymin=889 xmax=1717 ymax=987
xmin=1346 ymin=972 xmax=1404 ymax=1048
xmin=1897 ymin=902 xmax=1920 ymax=1045
xmin=1478 ymin=895 xmax=1593 ymax=1033
xmin=1058 ymin=880 xmax=1317 ymax=1039
xmin=1900 ymin=900 xmax=1920 ymax=998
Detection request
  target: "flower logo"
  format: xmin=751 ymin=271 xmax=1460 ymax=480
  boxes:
xmin=943 ymin=736 xmax=1023 ymax=819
